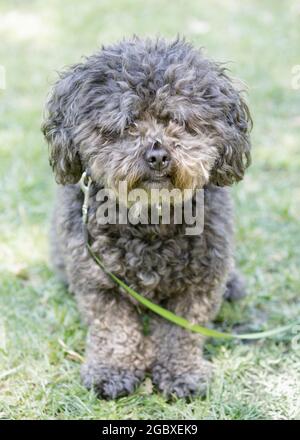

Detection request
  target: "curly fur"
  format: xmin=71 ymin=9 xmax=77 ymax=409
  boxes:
xmin=42 ymin=37 xmax=251 ymax=399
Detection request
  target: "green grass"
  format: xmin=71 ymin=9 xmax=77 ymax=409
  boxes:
xmin=0 ymin=0 xmax=300 ymax=420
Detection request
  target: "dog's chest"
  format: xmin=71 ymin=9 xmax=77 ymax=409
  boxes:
xmin=112 ymin=228 xmax=204 ymax=299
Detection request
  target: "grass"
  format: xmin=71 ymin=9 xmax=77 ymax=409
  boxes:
xmin=0 ymin=0 xmax=300 ymax=420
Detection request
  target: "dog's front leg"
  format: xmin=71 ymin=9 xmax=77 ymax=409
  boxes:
xmin=150 ymin=288 xmax=223 ymax=398
xmin=78 ymin=293 xmax=146 ymax=399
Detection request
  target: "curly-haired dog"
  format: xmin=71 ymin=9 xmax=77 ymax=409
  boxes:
xmin=42 ymin=37 xmax=251 ymax=399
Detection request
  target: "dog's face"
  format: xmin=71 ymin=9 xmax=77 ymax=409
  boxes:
xmin=43 ymin=38 xmax=251 ymax=196
xmin=89 ymin=114 xmax=218 ymax=196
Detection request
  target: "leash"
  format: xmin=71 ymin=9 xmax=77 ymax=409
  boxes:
xmin=80 ymin=171 xmax=298 ymax=340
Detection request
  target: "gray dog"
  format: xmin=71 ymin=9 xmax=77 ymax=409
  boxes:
xmin=42 ymin=37 xmax=251 ymax=399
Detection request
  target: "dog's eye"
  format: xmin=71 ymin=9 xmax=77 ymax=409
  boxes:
xmin=172 ymin=118 xmax=184 ymax=126
xmin=172 ymin=118 xmax=186 ymax=128
xmin=127 ymin=122 xmax=140 ymax=137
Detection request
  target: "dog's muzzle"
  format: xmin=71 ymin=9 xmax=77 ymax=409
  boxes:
xmin=144 ymin=140 xmax=171 ymax=172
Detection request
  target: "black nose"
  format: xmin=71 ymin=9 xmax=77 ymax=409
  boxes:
xmin=145 ymin=141 xmax=170 ymax=171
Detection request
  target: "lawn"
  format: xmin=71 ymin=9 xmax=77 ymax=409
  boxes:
xmin=0 ymin=0 xmax=300 ymax=420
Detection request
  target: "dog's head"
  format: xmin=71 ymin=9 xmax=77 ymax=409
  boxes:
xmin=42 ymin=37 xmax=252 ymax=195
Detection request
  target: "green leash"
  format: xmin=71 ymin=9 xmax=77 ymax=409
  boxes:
xmin=80 ymin=171 xmax=298 ymax=341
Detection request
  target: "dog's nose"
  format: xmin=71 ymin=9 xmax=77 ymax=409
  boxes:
xmin=145 ymin=140 xmax=170 ymax=171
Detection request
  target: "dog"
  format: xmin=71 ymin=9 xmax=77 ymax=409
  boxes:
xmin=42 ymin=37 xmax=252 ymax=399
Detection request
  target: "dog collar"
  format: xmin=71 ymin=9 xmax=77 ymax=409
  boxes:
xmin=79 ymin=170 xmax=92 ymax=225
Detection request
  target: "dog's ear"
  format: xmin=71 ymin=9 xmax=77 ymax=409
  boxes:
xmin=209 ymin=79 xmax=252 ymax=187
xmin=42 ymin=70 xmax=83 ymax=184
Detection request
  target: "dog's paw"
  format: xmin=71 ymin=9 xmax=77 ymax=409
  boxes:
xmin=152 ymin=360 xmax=213 ymax=399
xmin=81 ymin=362 xmax=144 ymax=399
